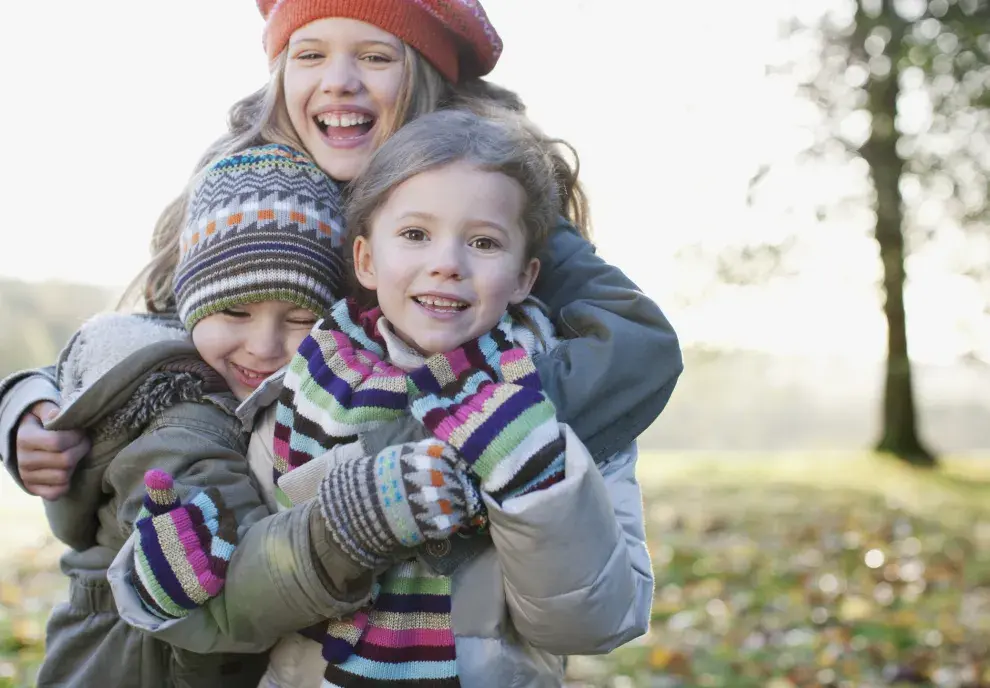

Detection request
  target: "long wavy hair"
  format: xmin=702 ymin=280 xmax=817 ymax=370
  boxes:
xmin=121 ymin=44 xmax=590 ymax=313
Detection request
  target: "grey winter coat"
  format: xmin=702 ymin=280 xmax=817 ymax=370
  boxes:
xmin=35 ymin=313 xmax=272 ymax=688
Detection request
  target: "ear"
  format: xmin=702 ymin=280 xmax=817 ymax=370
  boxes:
xmin=353 ymin=235 xmax=378 ymax=291
xmin=508 ymin=257 xmax=540 ymax=305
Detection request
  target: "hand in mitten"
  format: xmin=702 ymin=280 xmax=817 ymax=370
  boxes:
xmin=408 ymin=319 xmax=565 ymax=503
xmin=318 ymin=439 xmax=476 ymax=569
xmin=131 ymin=470 xmax=237 ymax=619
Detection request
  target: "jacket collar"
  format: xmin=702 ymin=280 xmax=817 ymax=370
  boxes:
xmin=236 ymin=368 xmax=287 ymax=431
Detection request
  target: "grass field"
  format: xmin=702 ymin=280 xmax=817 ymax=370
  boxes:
xmin=2 ymin=453 xmax=989 ymax=688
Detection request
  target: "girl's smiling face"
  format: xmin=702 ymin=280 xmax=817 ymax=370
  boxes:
xmin=353 ymin=161 xmax=540 ymax=356
xmin=191 ymin=301 xmax=318 ymax=400
xmin=283 ymin=18 xmax=406 ymax=182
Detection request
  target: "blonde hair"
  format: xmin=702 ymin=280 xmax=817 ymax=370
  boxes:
xmin=122 ymin=45 xmax=589 ymax=314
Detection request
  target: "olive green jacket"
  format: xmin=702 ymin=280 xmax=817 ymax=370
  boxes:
xmin=34 ymin=313 xmax=272 ymax=688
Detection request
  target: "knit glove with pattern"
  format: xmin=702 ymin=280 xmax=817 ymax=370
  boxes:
xmin=408 ymin=317 xmax=566 ymax=503
xmin=131 ymin=470 xmax=237 ymax=620
xmin=318 ymin=439 xmax=477 ymax=569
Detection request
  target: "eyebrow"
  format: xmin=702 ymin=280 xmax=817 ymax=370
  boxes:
xmin=397 ymin=212 xmax=512 ymax=236
xmin=398 ymin=211 xmax=438 ymax=222
xmin=467 ymin=219 xmax=511 ymax=236
xmin=288 ymin=37 xmax=401 ymax=51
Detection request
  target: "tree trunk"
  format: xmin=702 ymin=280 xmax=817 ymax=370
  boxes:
xmin=860 ymin=1 xmax=937 ymax=466
xmin=872 ymin=190 xmax=935 ymax=466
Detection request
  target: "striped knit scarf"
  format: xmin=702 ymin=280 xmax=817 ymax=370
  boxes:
xmin=274 ymin=298 xmax=516 ymax=687
xmin=320 ymin=562 xmax=457 ymax=687
xmin=273 ymin=299 xmax=407 ymax=491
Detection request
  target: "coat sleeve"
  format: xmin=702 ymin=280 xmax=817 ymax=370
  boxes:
xmin=102 ymin=401 xmax=270 ymax=544
xmin=102 ymin=400 xmax=360 ymax=651
xmin=42 ymin=450 xmax=105 ymax=551
xmin=0 ymin=366 xmax=59 ymax=489
xmin=109 ymin=403 xmax=372 ymax=653
xmin=110 ymin=500 xmax=373 ymax=654
xmin=532 ymin=220 xmax=682 ymax=461
xmin=485 ymin=424 xmax=653 ymax=655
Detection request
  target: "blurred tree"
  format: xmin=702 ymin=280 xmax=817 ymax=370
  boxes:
xmin=745 ymin=0 xmax=990 ymax=466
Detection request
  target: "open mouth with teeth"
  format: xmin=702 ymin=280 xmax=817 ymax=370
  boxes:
xmin=231 ymin=362 xmax=276 ymax=385
xmin=314 ymin=111 xmax=375 ymax=139
xmin=414 ymin=295 xmax=470 ymax=313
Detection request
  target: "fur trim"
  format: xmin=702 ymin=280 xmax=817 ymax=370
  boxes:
xmin=105 ymin=372 xmax=205 ymax=438
xmin=96 ymin=371 xmax=207 ymax=441
xmin=59 ymin=313 xmax=189 ymax=406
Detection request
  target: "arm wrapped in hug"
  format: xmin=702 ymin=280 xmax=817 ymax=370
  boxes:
xmin=532 ymin=220 xmax=682 ymax=460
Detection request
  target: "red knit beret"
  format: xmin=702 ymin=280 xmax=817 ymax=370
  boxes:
xmin=257 ymin=0 xmax=502 ymax=83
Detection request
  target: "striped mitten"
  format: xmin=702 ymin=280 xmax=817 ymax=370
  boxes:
xmin=318 ymin=439 xmax=475 ymax=569
xmin=409 ymin=324 xmax=566 ymax=503
xmin=131 ymin=470 xmax=237 ymax=619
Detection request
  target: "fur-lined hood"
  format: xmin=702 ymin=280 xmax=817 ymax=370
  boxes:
xmin=48 ymin=312 xmax=232 ymax=439
xmin=57 ymin=312 xmax=189 ymax=404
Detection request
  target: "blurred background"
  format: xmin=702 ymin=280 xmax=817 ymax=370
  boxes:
xmin=1 ymin=0 xmax=989 ymax=686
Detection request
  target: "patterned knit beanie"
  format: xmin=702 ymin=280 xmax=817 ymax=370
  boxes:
xmin=175 ymin=144 xmax=346 ymax=330
xmin=257 ymin=0 xmax=502 ymax=83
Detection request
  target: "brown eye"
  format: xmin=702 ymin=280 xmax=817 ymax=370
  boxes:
xmin=400 ymin=228 xmax=428 ymax=242
xmin=470 ymin=237 xmax=500 ymax=251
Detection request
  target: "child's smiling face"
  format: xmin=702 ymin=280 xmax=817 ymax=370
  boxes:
xmin=191 ymin=301 xmax=318 ymax=400
xmin=353 ymin=160 xmax=540 ymax=355
xmin=282 ymin=18 xmax=406 ymax=182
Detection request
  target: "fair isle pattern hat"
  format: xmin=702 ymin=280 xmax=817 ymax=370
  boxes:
xmin=257 ymin=0 xmax=502 ymax=83
xmin=175 ymin=144 xmax=346 ymax=330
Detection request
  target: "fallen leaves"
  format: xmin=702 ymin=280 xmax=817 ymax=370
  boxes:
xmin=0 ymin=536 xmax=66 ymax=688
xmin=566 ymin=467 xmax=990 ymax=688
xmin=2 ymin=458 xmax=989 ymax=688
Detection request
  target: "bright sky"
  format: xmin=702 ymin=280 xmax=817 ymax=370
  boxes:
xmin=1 ymin=1 xmax=984 ymax=363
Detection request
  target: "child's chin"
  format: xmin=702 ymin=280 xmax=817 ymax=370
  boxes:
xmin=417 ymin=334 xmax=467 ymax=357
xmin=229 ymin=387 xmax=251 ymax=403
xmin=221 ymin=375 xmax=251 ymax=402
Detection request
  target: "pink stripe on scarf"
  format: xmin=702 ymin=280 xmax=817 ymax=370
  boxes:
xmin=444 ymin=347 xmax=472 ymax=379
xmin=433 ymin=382 xmax=499 ymax=441
xmin=361 ymin=626 xmax=455 ymax=648
xmin=499 ymin=348 xmax=527 ymax=366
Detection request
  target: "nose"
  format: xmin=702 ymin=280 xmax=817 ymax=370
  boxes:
xmin=320 ymin=54 xmax=362 ymax=96
xmin=428 ymin=239 xmax=467 ymax=281
xmin=244 ymin=321 xmax=286 ymax=364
